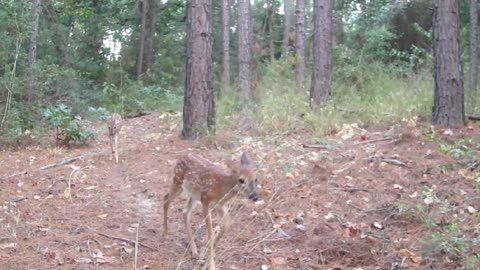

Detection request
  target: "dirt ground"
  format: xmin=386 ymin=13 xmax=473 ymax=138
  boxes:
xmin=1 ymin=112 xmax=479 ymax=270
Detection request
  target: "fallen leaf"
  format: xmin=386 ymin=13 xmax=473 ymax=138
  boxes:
xmin=269 ymin=256 xmax=288 ymax=266
xmin=324 ymin=212 xmax=334 ymax=220
xmin=343 ymin=224 xmax=358 ymax=238
xmin=76 ymin=257 xmax=92 ymax=263
xmin=372 ymin=222 xmax=383 ymax=229
xmin=467 ymin=206 xmax=478 ymax=214
xmin=92 ymin=249 xmax=104 ymax=258
xmin=407 ymin=256 xmax=423 ymax=266
xmin=0 ymin=243 xmax=16 ymax=249
xmin=46 ymin=251 xmax=59 ymax=266
xmin=96 ymin=256 xmax=116 ymax=264
xmin=295 ymin=224 xmax=306 ymax=232
xmin=259 ymin=188 xmax=272 ymax=198
xmin=393 ymin=184 xmax=403 ymax=190
xmin=424 ymin=197 xmax=434 ymax=205
xmin=399 ymin=249 xmax=415 ymax=258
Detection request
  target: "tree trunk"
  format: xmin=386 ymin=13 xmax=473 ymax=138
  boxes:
xmin=26 ymin=0 xmax=42 ymax=102
xmin=333 ymin=12 xmax=345 ymax=44
xmin=221 ymin=0 xmax=231 ymax=91
xmin=137 ymin=0 xmax=148 ymax=80
xmin=268 ymin=0 xmax=276 ymax=61
xmin=182 ymin=0 xmax=215 ymax=139
xmin=310 ymin=0 xmax=333 ymax=107
xmin=432 ymin=0 xmax=465 ymax=127
xmin=469 ymin=0 xmax=478 ymax=100
xmin=145 ymin=0 xmax=158 ymax=72
xmin=295 ymin=0 xmax=306 ymax=92
xmin=282 ymin=0 xmax=293 ymax=58
xmin=238 ymin=0 xmax=253 ymax=101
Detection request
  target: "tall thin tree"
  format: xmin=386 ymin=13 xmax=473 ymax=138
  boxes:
xmin=238 ymin=0 xmax=253 ymax=101
xmin=137 ymin=0 xmax=148 ymax=80
xmin=145 ymin=0 xmax=158 ymax=72
xmin=310 ymin=0 xmax=333 ymax=106
xmin=469 ymin=0 xmax=478 ymax=101
xmin=26 ymin=0 xmax=42 ymax=102
xmin=282 ymin=0 xmax=293 ymax=57
xmin=295 ymin=0 xmax=306 ymax=92
xmin=221 ymin=0 xmax=230 ymax=91
xmin=432 ymin=0 xmax=464 ymax=127
xmin=182 ymin=0 xmax=215 ymax=139
xmin=268 ymin=0 xmax=276 ymax=61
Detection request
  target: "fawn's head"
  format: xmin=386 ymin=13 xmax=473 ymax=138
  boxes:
xmin=108 ymin=113 xmax=122 ymax=135
xmin=227 ymin=152 xmax=259 ymax=201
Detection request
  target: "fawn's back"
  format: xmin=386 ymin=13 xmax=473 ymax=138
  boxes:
xmin=174 ymin=154 xmax=258 ymax=204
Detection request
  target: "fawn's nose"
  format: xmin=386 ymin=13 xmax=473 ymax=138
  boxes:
xmin=249 ymin=193 xmax=259 ymax=201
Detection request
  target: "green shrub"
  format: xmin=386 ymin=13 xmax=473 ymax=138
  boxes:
xmin=43 ymin=104 xmax=94 ymax=144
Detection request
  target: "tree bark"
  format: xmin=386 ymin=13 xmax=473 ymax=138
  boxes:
xmin=145 ymin=0 xmax=158 ymax=72
xmin=310 ymin=0 xmax=333 ymax=107
xmin=238 ymin=0 xmax=253 ymax=101
xmin=137 ymin=0 xmax=148 ymax=80
xmin=282 ymin=0 xmax=293 ymax=58
xmin=432 ymin=0 xmax=465 ymax=127
xmin=182 ymin=0 xmax=215 ymax=139
xmin=221 ymin=0 xmax=230 ymax=91
xmin=469 ymin=0 xmax=478 ymax=100
xmin=295 ymin=0 xmax=306 ymax=92
xmin=268 ymin=0 xmax=276 ymax=61
xmin=26 ymin=0 xmax=42 ymax=102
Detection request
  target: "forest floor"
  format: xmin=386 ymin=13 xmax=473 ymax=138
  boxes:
xmin=1 ymin=112 xmax=479 ymax=270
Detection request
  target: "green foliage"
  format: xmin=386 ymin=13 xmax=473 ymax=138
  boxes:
xmin=101 ymin=81 xmax=183 ymax=117
xmin=218 ymin=60 xmax=432 ymax=136
xmin=43 ymin=104 xmax=94 ymax=144
xmin=396 ymin=188 xmax=480 ymax=266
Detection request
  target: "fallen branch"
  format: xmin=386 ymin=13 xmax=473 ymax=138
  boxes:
xmin=93 ymin=230 xmax=155 ymax=251
xmin=1 ymin=151 xmax=102 ymax=180
xmin=302 ymin=144 xmax=332 ymax=150
xmin=353 ymin=137 xmax=393 ymax=146
xmin=369 ymin=156 xmax=409 ymax=167
xmin=467 ymin=114 xmax=480 ymax=121
xmin=329 ymin=187 xmax=370 ymax=193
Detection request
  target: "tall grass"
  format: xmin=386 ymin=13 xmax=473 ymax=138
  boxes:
xmin=216 ymin=60 xmax=433 ymax=135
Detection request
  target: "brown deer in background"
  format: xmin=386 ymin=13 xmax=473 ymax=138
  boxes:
xmin=107 ymin=113 xmax=122 ymax=163
xmin=163 ymin=152 xmax=259 ymax=270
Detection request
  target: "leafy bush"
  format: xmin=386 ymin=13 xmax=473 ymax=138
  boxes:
xmin=43 ymin=104 xmax=94 ymax=144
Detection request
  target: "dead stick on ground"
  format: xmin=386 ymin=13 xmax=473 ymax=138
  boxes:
xmin=134 ymin=223 xmax=140 ymax=270
xmin=93 ymin=230 xmax=155 ymax=251
xmin=352 ymin=137 xmax=393 ymax=146
xmin=1 ymin=151 xmax=102 ymax=180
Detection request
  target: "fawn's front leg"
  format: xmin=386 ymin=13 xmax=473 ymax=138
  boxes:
xmin=202 ymin=203 xmax=216 ymax=270
xmin=114 ymin=134 xmax=119 ymax=163
xmin=183 ymin=198 xmax=199 ymax=256
xmin=213 ymin=205 xmax=231 ymax=249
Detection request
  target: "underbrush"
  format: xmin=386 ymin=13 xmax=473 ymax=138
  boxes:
xmin=395 ymin=135 xmax=480 ymax=269
xmin=217 ymin=60 xmax=432 ymax=135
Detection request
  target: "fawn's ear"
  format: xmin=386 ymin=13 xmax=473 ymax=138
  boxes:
xmin=225 ymin=155 xmax=239 ymax=172
xmin=240 ymin=152 xmax=252 ymax=167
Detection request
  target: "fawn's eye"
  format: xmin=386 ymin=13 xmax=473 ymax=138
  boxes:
xmin=238 ymin=178 xmax=245 ymax=184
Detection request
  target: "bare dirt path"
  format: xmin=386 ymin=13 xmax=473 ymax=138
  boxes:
xmin=1 ymin=113 xmax=479 ymax=270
